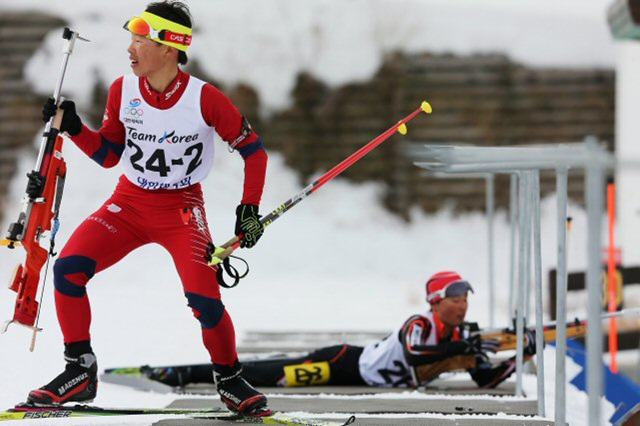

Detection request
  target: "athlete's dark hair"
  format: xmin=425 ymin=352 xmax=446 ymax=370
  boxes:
xmin=145 ymin=0 xmax=192 ymax=65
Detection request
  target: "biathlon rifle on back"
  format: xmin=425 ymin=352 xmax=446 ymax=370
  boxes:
xmin=0 ymin=28 xmax=88 ymax=351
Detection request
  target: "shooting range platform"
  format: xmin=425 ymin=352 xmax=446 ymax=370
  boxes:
xmin=152 ymin=382 xmax=554 ymax=426
xmin=145 ymin=331 xmax=556 ymax=425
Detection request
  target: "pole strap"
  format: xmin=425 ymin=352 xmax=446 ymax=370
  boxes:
xmin=205 ymin=242 xmax=248 ymax=288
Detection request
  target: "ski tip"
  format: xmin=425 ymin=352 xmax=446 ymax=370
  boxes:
xmin=397 ymin=122 xmax=408 ymax=135
xmin=420 ymin=101 xmax=433 ymax=114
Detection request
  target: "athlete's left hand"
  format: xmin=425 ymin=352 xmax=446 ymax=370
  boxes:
xmin=235 ymin=204 xmax=263 ymax=248
xmin=523 ymin=328 xmax=537 ymax=356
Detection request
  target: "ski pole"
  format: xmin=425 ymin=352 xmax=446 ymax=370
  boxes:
xmin=209 ymin=101 xmax=433 ymax=265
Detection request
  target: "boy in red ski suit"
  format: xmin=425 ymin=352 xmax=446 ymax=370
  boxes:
xmin=28 ymin=1 xmax=270 ymax=415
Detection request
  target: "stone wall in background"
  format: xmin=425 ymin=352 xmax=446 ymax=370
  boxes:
xmin=237 ymin=53 xmax=614 ymax=218
xmin=0 ymin=17 xmax=614 ymax=226
xmin=0 ymin=14 xmax=66 ymax=226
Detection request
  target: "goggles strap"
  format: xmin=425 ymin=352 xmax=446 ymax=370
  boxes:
xmin=125 ymin=12 xmax=192 ymax=52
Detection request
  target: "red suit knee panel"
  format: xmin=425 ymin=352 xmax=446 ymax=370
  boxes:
xmin=185 ymin=292 xmax=225 ymax=329
xmin=53 ymin=255 xmax=97 ymax=297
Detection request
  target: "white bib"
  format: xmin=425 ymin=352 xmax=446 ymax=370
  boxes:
xmin=358 ymin=311 xmax=469 ymax=387
xmin=119 ymin=74 xmax=218 ymax=190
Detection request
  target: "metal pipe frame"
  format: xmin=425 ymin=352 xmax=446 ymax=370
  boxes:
xmin=585 ymin=138 xmax=605 ymax=426
xmin=555 ymin=167 xmax=569 ymax=426
xmin=413 ymin=139 xmax=615 ymax=423
xmin=509 ymin=174 xmax=519 ymax=317
xmin=515 ymin=171 xmax=531 ymax=396
xmin=486 ymin=173 xmax=496 ymax=328
xmin=531 ymin=171 xmax=545 ymax=417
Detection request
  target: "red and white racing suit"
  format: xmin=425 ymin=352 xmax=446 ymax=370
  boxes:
xmin=53 ymin=70 xmax=267 ymax=367
xmin=359 ymin=311 xmax=471 ymax=386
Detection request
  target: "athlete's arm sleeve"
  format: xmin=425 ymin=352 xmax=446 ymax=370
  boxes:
xmin=69 ymin=78 xmax=125 ymax=169
xmin=201 ymin=83 xmax=267 ymax=205
xmin=399 ymin=315 xmax=470 ymax=366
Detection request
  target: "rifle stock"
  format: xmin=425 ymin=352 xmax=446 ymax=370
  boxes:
xmin=414 ymin=355 xmax=477 ymax=384
xmin=481 ymin=322 xmax=587 ymax=352
xmin=412 ymin=321 xmax=587 ymax=385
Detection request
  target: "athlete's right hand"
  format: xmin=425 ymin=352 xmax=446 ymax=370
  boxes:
xmin=42 ymin=97 xmax=83 ymax=136
xmin=465 ymin=335 xmax=499 ymax=363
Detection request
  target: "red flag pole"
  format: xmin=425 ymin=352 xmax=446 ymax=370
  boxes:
xmin=607 ymin=178 xmax=618 ymax=374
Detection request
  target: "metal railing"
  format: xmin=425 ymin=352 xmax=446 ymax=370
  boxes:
xmin=411 ymin=137 xmax=616 ymax=425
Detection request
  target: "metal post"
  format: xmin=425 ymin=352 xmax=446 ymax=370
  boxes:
xmin=585 ymin=139 xmax=604 ymax=426
xmin=515 ymin=172 xmax=530 ymax=397
xmin=555 ymin=167 xmax=569 ymax=426
xmin=524 ymin=173 xmax=533 ymax=323
xmin=410 ymin=142 xmax=615 ymax=420
xmin=531 ymin=171 xmax=545 ymax=417
xmin=509 ymin=173 xmax=518 ymax=317
xmin=486 ymin=173 xmax=495 ymax=327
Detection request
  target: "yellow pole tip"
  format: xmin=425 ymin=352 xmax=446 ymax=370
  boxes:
xmin=397 ymin=123 xmax=408 ymax=135
xmin=421 ymin=101 xmax=433 ymax=114
xmin=208 ymin=257 xmax=222 ymax=266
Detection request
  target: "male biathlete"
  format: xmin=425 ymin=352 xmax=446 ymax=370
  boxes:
xmin=28 ymin=0 xmax=270 ymax=415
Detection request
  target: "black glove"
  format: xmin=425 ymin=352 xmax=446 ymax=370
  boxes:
xmin=523 ymin=328 xmax=537 ymax=356
xmin=465 ymin=335 xmax=499 ymax=363
xmin=25 ymin=171 xmax=44 ymax=199
xmin=42 ymin=98 xmax=82 ymax=136
xmin=235 ymin=204 xmax=263 ymax=248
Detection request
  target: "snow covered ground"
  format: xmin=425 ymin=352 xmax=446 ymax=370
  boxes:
xmin=0 ymin=0 xmax=634 ymax=425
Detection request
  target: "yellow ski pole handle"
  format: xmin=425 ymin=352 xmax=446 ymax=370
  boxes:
xmin=207 ymin=236 xmax=240 ymax=266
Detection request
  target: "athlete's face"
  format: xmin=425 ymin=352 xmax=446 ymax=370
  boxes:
xmin=432 ymin=293 xmax=468 ymax=328
xmin=127 ymin=34 xmax=171 ymax=77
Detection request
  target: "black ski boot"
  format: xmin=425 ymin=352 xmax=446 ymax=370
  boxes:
xmin=27 ymin=342 xmax=98 ymax=406
xmin=214 ymin=361 xmax=270 ymax=416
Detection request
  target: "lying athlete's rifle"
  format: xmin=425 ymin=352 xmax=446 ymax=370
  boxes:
xmin=414 ymin=309 xmax=639 ymax=384
xmin=413 ymin=317 xmax=589 ymax=384
xmin=477 ymin=308 xmax=639 ymax=352
xmin=0 ymin=28 xmax=88 ymax=351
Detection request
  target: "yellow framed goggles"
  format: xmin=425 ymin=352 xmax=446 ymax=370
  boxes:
xmin=124 ymin=11 xmax=192 ymax=52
